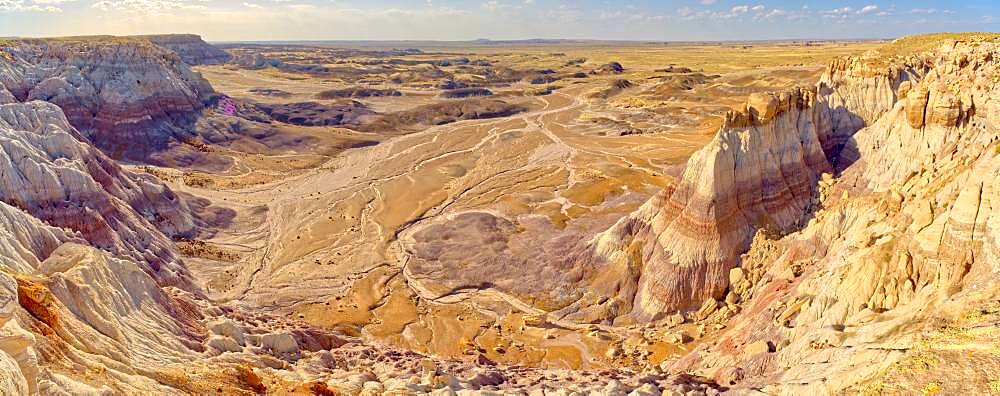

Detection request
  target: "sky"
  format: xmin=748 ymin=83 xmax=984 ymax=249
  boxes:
xmin=0 ymin=0 xmax=997 ymax=42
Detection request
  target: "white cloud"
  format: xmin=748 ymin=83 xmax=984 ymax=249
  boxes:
xmin=910 ymin=8 xmax=955 ymax=15
xmin=0 ymin=0 xmax=62 ymax=11
xmin=242 ymin=2 xmax=260 ymax=8
xmin=751 ymin=4 xmax=764 ymax=11
xmin=820 ymin=6 xmax=854 ymax=18
xmin=730 ymin=5 xmax=749 ymax=13
xmin=481 ymin=0 xmax=501 ymax=12
xmin=857 ymin=5 xmax=877 ymax=14
xmin=764 ymin=9 xmax=787 ymax=18
xmin=92 ymin=0 xmax=206 ymax=13
xmin=699 ymin=0 xmax=717 ymax=4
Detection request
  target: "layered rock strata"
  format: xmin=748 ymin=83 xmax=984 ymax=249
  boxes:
xmin=0 ymin=101 xmax=195 ymax=286
xmin=659 ymin=36 xmax=1000 ymax=394
xmin=589 ymin=88 xmax=837 ymax=320
xmin=0 ymin=37 xmax=214 ymax=160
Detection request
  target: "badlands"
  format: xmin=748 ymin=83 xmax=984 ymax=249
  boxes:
xmin=0 ymin=31 xmax=998 ymax=395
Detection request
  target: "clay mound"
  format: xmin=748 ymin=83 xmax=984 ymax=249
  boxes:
xmin=248 ymin=88 xmax=292 ymax=97
xmin=439 ymin=87 xmax=494 ymax=98
xmin=648 ymin=73 xmax=718 ymax=94
xmin=655 ymin=65 xmax=695 ymax=73
xmin=592 ymin=61 xmax=624 ymax=74
xmin=358 ymin=98 xmax=524 ymax=132
xmin=587 ymin=79 xmax=633 ymax=99
xmin=438 ymin=80 xmax=469 ymax=90
xmin=315 ymin=87 xmax=402 ymax=99
xmin=528 ymin=75 xmax=560 ymax=85
xmin=143 ymin=34 xmax=233 ymax=65
xmin=232 ymin=53 xmax=333 ymax=74
xmin=389 ymin=66 xmax=452 ymax=84
xmin=255 ymin=100 xmax=375 ymax=127
xmin=0 ymin=37 xmax=215 ymax=161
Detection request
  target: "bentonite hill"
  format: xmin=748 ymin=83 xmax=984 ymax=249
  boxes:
xmin=1 ymin=19 xmax=1000 ymax=396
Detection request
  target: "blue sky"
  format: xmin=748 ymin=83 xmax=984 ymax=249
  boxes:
xmin=1 ymin=0 xmax=997 ymax=41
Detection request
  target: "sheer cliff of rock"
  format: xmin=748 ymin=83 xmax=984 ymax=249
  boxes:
xmin=588 ymin=87 xmax=840 ymax=320
xmin=0 ymin=101 xmax=195 ymax=286
xmin=0 ymin=37 xmax=215 ymax=160
xmin=644 ymin=35 xmax=1000 ymax=394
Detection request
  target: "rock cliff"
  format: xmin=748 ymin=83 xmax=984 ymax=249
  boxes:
xmin=0 ymin=101 xmax=195 ymax=286
xmin=0 ymin=37 xmax=215 ymax=160
xmin=589 ymin=87 xmax=841 ymax=320
xmin=643 ymin=35 xmax=1000 ymax=394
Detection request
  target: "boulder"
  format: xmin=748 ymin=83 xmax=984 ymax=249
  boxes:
xmin=260 ymin=333 xmax=298 ymax=355
xmin=207 ymin=318 xmax=245 ymax=346
xmin=207 ymin=336 xmax=243 ymax=353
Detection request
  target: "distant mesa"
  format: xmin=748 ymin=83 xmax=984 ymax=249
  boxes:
xmin=255 ymin=100 xmax=374 ymax=127
xmin=358 ymin=98 xmax=524 ymax=132
xmin=142 ymin=34 xmax=233 ymax=65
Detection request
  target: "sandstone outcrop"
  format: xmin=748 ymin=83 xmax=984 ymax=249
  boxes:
xmin=656 ymin=35 xmax=1000 ymax=394
xmin=590 ymin=86 xmax=838 ymax=320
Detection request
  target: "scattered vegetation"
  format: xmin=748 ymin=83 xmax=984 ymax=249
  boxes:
xmin=920 ymin=381 xmax=941 ymax=395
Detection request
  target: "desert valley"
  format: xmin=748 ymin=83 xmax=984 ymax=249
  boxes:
xmin=0 ymin=26 xmax=998 ymax=395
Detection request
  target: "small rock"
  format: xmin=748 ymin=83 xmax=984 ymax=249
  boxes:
xmin=695 ymin=297 xmax=718 ymax=320
xmin=466 ymin=369 xmax=507 ymax=389
xmin=629 ymin=382 xmax=661 ymax=396
xmin=207 ymin=335 xmax=242 ymax=353
xmin=664 ymin=312 xmax=685 ymax=327
xmin=260 ymin=332 xmax=298 ymax=354
xmin=728 ymin=268 xmax=746 ymax=287
xmin=207 ymin=318 xmax=245 ymax=346
xmin=745 ymin=340 xmax=774 ymax=356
